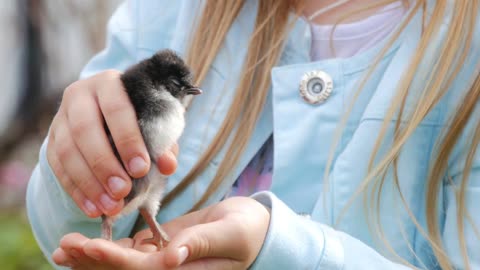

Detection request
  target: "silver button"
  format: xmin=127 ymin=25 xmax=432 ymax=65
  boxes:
xmin=299 ymin=70 xmax=333 ymax=104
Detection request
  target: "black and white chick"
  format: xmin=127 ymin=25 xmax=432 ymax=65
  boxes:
xmin=101 ymin=49 xmax=201 ymax=248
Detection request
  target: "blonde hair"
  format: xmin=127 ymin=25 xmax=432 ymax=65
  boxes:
xmin=162 ymin=1 xmax=480 ymax=269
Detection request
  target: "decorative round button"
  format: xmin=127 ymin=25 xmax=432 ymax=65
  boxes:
xmin=299 ymin=70 xmax=333 ymax=104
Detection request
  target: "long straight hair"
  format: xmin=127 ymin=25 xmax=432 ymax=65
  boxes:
xmin=162 ymin=1 xmax=480 ymax=269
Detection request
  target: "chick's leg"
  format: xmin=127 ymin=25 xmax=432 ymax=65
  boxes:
xmin=101 ymin=215 xmax=114 ymax=241
xmin=139 ymin=207 xmax=170 ymax=249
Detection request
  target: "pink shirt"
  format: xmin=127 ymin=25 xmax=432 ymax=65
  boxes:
xmin=310 ymin=1 xmax=406 ymax=60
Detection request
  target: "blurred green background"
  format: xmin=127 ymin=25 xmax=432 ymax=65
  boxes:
xmin=0 ymin=212 xmax=52 ymax=270
xmin=0 ymin=0 xmax=120 ymax=268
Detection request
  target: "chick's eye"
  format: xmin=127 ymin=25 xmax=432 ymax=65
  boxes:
xmin=171 ymin=79 xmax=181 ymax=87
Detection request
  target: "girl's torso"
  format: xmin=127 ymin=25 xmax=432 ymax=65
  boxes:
xmin=81 ymin=0 xmax=480 ymax=267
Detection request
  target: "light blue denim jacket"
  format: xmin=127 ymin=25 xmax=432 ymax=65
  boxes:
xmin=27 ymin=1 xmax=480 ymax=269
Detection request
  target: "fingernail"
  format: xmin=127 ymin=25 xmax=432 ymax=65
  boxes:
xmin=128 ymin=156 xmax=147 ymax=176
xmin=60 ymin=261 xmax=76 ymax=268
xmin=108 ymin=176 xmax=127 ymax=195
xmin=164 ymin=150 xmax=176 ymax=162
xmin=100 ymin=193 xmax=117 ymax=211
xmin=84 ymin=199 xmax=98 ymax=214
xmin=177 ymin=246 xmax=189 ymax=265
xmin=159 ymin=151 xmax=177 ymax=176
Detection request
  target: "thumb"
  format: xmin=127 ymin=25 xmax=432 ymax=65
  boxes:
xmin=176 ymin=258 xmax=243 ymax=270
xmin=163 ymin=216 xmax=249 ymax=268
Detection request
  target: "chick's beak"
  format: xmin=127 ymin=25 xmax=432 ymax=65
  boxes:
xmin=186 ymin=87 xmax=202 ymax=95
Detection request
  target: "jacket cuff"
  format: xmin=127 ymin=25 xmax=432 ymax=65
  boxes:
xmin=37 ymin=137 xmax=86 ymax=216
xmin=250 ymin=191 xmax=344 ymax=270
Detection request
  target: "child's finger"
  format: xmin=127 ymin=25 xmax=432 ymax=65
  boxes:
xmin=54 ymin=115 xmax=124 ymax=216
xmin=58 ymin=233 xmax=107 ymax=268
xmin=52 ymin=248 xmax=78 ymax=268
xmin=47 ymin=132 xmax=102 ymax=218
xmin=83 ymin=238 xmax=156 ymax=269
xmin=95 ymin=70 xmax=151 ymax=179
xmin=156 ymin=149 xmax=178 ymax=176
xmin=65 ymin=85 xmax=132 ymax=200
xmin=59 ymin=233 xmax=90 ymax=251
xmin=132 ymin=230 xmax=161 ymax=252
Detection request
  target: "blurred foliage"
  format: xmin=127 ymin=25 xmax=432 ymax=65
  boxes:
xmin=0 ymin=1 xmax=121 ymax=269
xmin=0 ymin=211 xmax=53 ymax=270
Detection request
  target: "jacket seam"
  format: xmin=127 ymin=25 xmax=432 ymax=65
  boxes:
xmin=359 ymin=117 xmax=443 ymax=127
xmin=134 ymin=0 xmax=140 ymax=61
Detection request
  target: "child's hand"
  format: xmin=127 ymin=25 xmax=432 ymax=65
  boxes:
xmin=46 ymin=70 xmax=178 ymax=218
xmin=53 ymin=197 xmax=270 ymax=270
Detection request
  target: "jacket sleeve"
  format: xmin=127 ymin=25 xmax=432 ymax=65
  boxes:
xmin=249 ymin=131 xmax=480 ymax=270
xmin=442 ymin=123 xmax=480 ymax=268
xmin=250 ymin=191 xmax=412 ymax=270
xmin=26 ymin=0 xmax=180 ymax=267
